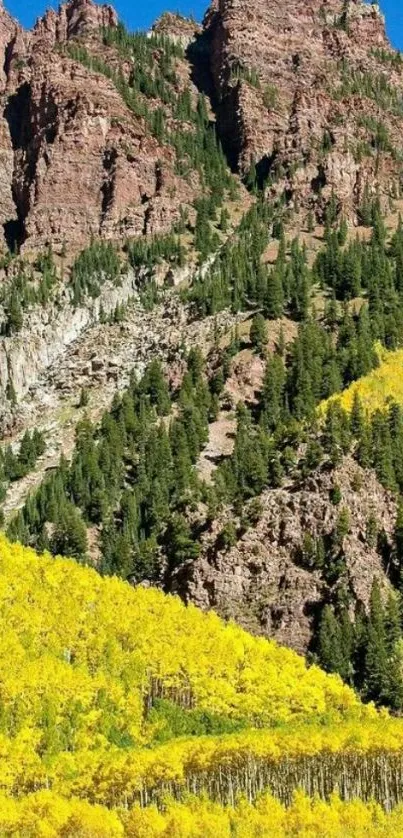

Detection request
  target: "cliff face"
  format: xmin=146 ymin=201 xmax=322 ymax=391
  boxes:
xmin=0 ymin=0 xmax=197 ymax=253
xmin=205 ymin=0 xmax=402 ymax=219
xmin=0 ymin=0 xmax=401 ymax=251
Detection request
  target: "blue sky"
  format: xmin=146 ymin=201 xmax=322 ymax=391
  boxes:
xmin=5 ymin=0 xmax=403 ymax=50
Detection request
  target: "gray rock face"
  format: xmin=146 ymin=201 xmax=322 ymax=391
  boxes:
xmin=0 ymin=269 xmax=137 ymax=428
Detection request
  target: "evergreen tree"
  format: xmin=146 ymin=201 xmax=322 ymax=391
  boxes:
xmin=250 ymin=314 xmax=268 ymax=354
xmin=5 ymin=290 xmax=23 ymax=335
xmin=165 ymin=513 xmax=200 ymax=569
xmin=350 ymin=391 xmax=365 ymax=438
xmin=140 ymin=359 xmax=171 ymax=416
xmin=264 ymin=269 xmax=284 ymax=319
xmin=317 ymin=606 xmax=344 ymax=676
xmin=50 ymin=504 xmax=88 ymax=562
xmin=394 ymin=498 xmax=403 ymax=588
xmin=364 ymin=581 xmax=389 ymax=705
xmin=261 ymin=354 xmax=285 ymax=431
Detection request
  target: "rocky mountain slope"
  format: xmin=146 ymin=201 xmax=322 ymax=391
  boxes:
xmin=171 ymin=455 xmax=397 ymax=653
xmin=0 ymin=0 xmax=201 ymax=254
xmin=205 ymin=0 xmax=403 ymax=219
xmin=1 ymin=0 xmax=403 ymax=704
xmin=0 ymin=0 xmax=400 ymax=255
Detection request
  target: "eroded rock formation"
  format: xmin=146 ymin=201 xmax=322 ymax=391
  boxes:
xmin=0 ymin=0 xmax=197 ymax=253
xmin=170 ymin=456 xmax=397 ymax=654
xmin=205 ymin=0 xmax=402 ymax=218
xmin=0 ymin=0 xmax=401 ymax=250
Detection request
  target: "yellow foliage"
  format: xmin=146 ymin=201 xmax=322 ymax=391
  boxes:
xmin=0 ymin=535 xmax=364 ymax=765
xmin=1 ymin=536 xmax=403 ymax=833
xmin=320 ymin=344 xmax=403 ymax=415
xmin=0 ymin=792 xmax=403 ymax=837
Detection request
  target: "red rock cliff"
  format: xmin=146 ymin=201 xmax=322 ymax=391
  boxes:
xmin=205 ymin=0 xmax=401 ymax=219
xmin=0 ymin=0 xmax=197 ymax=253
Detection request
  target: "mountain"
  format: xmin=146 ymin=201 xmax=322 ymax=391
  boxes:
xmin=205 ymin=0 xmax=401 ymax=220
xmin=1 ymin=0 xmax=403 ymax=736
xmin=2 ymin=0 xmax=403 ymax=829
xmin=0 ymin=0 xmax=203 ymax=254
xmin=0 ymin=0 xmax=400 ymax=254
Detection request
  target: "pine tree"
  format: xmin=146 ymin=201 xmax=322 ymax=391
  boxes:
xmin=140 ymin=359 xmax=171 ymax=416
xmin=317 ymin=606 xmax=344 ymax=676
xmin=338 ymin=217 xmax=348 ymax=246
xmin=165 ymin=513 xmax=200 ymax=569
xmin=261 ymin=354 xmax=285 ymax=431
xmin=50 ymin=504 xmax=88 ymax=562
xmin=350 ymin=391 xmax=365 ymax=438
xmin=339 ymin=609 xmax=354 ymax=683
xmin=264 ymin=269 xmax=284 ymax=319
xmin=364 ymin=580 xmax=389 ymax=705
xmin=5 ymin=290 xmax=23 ymax=335
xmin=250 ymin=314 xmax=268 ymax=354
xmin=393 ymin=498 xmax=403 ymax=594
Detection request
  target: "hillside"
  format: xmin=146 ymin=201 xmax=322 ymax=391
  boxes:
xmin=1 ymin=0 xmax=403 ymax=829
xmin=1 ymin=534 xmax=403 ymax=835
xmin=1 ymin=0 xmax=403 ymax=714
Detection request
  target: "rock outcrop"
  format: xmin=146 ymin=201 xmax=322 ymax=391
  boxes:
xmin=170 ymin=457 xmax=397 ymax=654
xmin=0 ymin=0 xmax=197 ymax=253
xmin=205 ymin=0 xmax=402 ymax=219
xmin=0 ymin=0 xmax=401 ymax=250
xmin=32 ymin=0 xmax=118 ymax=48
xmin=152 ymin=12 xmax=201 ymax=47
xmin=0 ymin=269 xmax=138 ymax=429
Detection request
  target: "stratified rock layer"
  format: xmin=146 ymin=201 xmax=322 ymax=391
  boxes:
xmin=0 ymin=0 xmax=402 ymax=249
xmin=205 ymin=0 xmax=402 ymax=218
xmin=0 ymin=0 xmax=196 ymax=252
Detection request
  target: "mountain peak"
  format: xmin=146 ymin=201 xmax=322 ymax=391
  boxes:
xmin=33 ymin=0 xmax=118 ymax=44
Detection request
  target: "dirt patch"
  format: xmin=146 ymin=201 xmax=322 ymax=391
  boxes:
xmin=198 ymin=414 xmax=236 ymax=482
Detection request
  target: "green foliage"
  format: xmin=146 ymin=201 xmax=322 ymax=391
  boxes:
xmin=0 ymin=429 xmax=46 ymax=483
xmin=317 ymin=580 xmax=403 ymax=709
xmin=335 ymin=506 xmax=351 ymax=544
xmin=333 ymin=0 xmax=351 ymax=33
xmin=262 ymin=83 xmax=279 ymax=110
xmin=79 ymin=387 xmax=90 ymax=408
xmin=147 ymin=698 xmax=248 ymax=743
xmin=126 ymin=233 xmax=185 ymax=270
xmin=50 ymin=502 xmax=89 ymax=562
xmin=217 ymin=521 xmax=238 ymax=551
xmin=298 ymin=533 xmax=325 ymax=571
xmin=7 ymin=355 xmax=214 ymax=581
xmin=188 ymin=200 xmax=306 ymax=319
xmin=250 ymin=314 xmax=268 ymax=354
xmin=0 ymin=248 xmax=58 ymax=335
xmin=330 ymin=484 xmax=342 ymax=505
xmin=230 ymin=62 xmax=261 ymax=89
xmin=370 ymin=46 xmax=403 ymax=71
xmin=317 ymin=606 xmax=349 ymax=680
xmin=358 ymin=115 xmax=393 ymax=154
xmin=334 ymin=60 xmax=403 ymax=117
xmin=65 ymin=26 xmax=235 ymax=266
xmin=70 ymin=241 xmax=121 ymax=305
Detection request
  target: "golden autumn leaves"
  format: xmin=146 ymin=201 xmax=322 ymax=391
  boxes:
xmin=0 ymin=536 xmax=403 ymax=835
